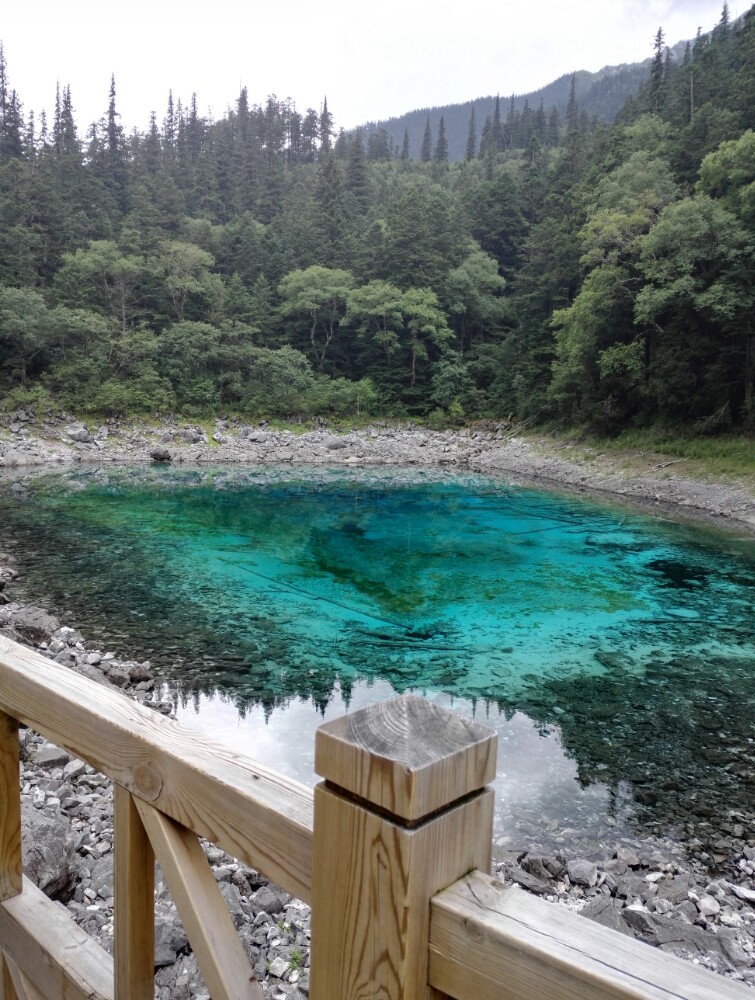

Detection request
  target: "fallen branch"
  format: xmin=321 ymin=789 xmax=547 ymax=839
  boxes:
xmin=654 ymin=457 xmax=690 ymax=470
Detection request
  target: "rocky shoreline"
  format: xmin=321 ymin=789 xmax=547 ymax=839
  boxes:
xmin=1 ymin=409 xmax=754 ymax=535
xmin=2 ymin=412 xmax=755 ymax=994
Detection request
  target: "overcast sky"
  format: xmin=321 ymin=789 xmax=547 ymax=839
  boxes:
xmin=0 ymin=0 xmax=735 ymax=135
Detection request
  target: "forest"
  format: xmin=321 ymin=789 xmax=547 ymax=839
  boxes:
xmin=0 ymin=3 xmax=753 ymax=433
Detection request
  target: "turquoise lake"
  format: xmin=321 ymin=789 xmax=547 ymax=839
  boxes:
xmin=1 ymin=465 xmax=754 ymax=870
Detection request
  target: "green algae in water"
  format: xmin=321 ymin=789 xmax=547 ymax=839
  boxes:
xmin=2 ymin=465 xmax=754 ymax=867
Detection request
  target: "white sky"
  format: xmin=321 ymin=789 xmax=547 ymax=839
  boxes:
xmin=0 ymin=0 xmax=735 ymax=135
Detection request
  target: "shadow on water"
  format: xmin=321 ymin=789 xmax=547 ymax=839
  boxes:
xmin=1 ymin=464 xmax=754 ymax=872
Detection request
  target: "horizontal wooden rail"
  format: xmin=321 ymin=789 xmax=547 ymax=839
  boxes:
xmin=1 ymin=633 xmax=750 ymax=1000
xmin=0 ymin=634 xmax=314 ymax=902
xmin=428 ymin=869 xmax=751 ymax=1000
xmin=0 ymin=876 xmax=113 ymax=1000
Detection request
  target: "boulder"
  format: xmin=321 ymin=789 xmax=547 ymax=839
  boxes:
xmin=21 ymin=807 xmax=80 ymax=900
xmin=13 ymin=606 xmax=60 ymax=644
xmin=65 ymin=425 xmax=93 ymax=443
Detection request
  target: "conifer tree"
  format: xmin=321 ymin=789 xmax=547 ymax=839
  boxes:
xmin=400 ymin=128 xmax=410 ymax=160
xmin=104 ymin=75 xmax=128 ymax=212
xmin=565 ymin=73 xmax=579 ymax=132
xmin=648 ymin=27 xmax=666 ymax=111
xmin=420 ymin=116 xmax=432 ymax=162
xmin=163 ymin=90 xmax=176 ymax=154
xmin=492 ymin=94 xmax=505 ymax=150
xmin=465 ymin=105 xmax=477 ymax=160
xmin=434 ymin=116 xmax=448 ymax=162
xmin=319 ymin=96 xmax=333 ymax=154
xmin=346 ymin=128 xmax=369 ymax=208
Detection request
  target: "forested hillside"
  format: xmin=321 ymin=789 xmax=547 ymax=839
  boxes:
xmin=0 ymin=3 xmax=753 ymax=432
xmin=363 ymin=62 xmax=654 ymax=165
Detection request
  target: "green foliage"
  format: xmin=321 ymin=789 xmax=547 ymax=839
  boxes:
xmin=0 ymin=10 xmax=753 ymax=434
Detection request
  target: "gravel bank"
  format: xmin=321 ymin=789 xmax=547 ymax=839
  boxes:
xmin=2 ymin=410 xmax=754 ymax=534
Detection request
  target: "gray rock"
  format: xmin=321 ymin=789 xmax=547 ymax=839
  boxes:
xmin=65 ymin=426 xmax=93 ymax=443
xmin=150 ymin=448 xmax=172 ymax=463
xmin=154 ymin=903 xmax=189 ymax=966
xmin=250 ymin=885 xmax=286 ymax=915
xmin=656 ymin=875 xmax=696 ymax=905
xmin=21 ymin=807 xmax=80 ymax=900
xmin=13 ymin=606 xmax=60 ymax=644
xmin=508 ymin=866 xmax=550 ymax=895
xmin=521 ymin=855 xmax=557 ymax=882
xmin=218 ymin=881 xmax=245 ymax=929
xmin=34 ymin=746 xmax=71 ymax=768
xmin=581 ymin=896 xmax=636 ymax=937
xmin=567 ymin=859 xmax=598 ymax=888
xmin=268 ymin=955 xmax=291 ymax=978
xmin=697 ymin=894 xmax=721 ymax=918
xmin=623 ymin=907 xmax=657 ymax=937
xmin=324 ymin=435 xmax=347 ymax=450
xmin=90 ymin=854 xmax=114 ymax=899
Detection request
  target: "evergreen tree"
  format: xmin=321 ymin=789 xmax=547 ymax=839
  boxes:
xmin=104 ymin=75 xmax=128 ymax=213
xmin=319 ymin=96 xmax=333 ymax=154
xmin=434 ymin=116 xmax=448 ymax=163
xmin=465 ymin=105 xmax=477 ymax=160
xmin=400 ymin=128 xmax=410 ymax=161
xmin=420 ymin=116 xmax=432 ymax=162
xmin=648 ymin=27 xmax=666 ymax=111
xmin=492 ymin=94 xmax=503 ymax=150
xmin=346 ymin=129 xmax=370 ymax=209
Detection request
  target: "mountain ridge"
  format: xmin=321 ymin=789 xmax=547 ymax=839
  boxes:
xmin=358 ymin=38 xmax=692 ymax=161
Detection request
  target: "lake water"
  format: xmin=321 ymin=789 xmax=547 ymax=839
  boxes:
xmin=2 ymin=465 xmax=754 ymax=870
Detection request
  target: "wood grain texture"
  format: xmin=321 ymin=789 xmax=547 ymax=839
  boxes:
xmin=0 ymin=953 xmax=20 ymax=1000
xmin=0 ymin=634 xmax=314 ymax=902
xmin=4 ymin=957 xmax=45 ymax=1000
xmin=428 ymin=869 xmax=753 ymax=1000
xmin=0 ymin=713 xmax=21 ymax=902
xmin=310 ymin=783 xmax=493 ymax=1000
xmin=114 ymin=786 xmax=154 ymax=1000
xmin=315 ymin=693 xmax=497 ymax=821
xmin=135 ymin=799 xmax=263 ymax=1000
xmin=0 ymin=875 xmax=113 ymax=1000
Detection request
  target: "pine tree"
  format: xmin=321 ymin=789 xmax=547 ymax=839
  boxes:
xmin=433 ymin=116 xmax=448 ymax=162
xmin=648 ymin=27 xmax=666 ymax=111
xmin=465 ymin=105 xmax=477 ymax=160
xmin=400 ymin=128 xmax=410 ymax=160
xmin=104 ymin=75 xmax=128 ymax=212
xmin=319 ymin=96 xmax=333 ymax=154
xmin=490 ymin=94 xmax=501 ymax=150
xmin=565 ymin=74 xmax=578 ymax=132
xmin=346 ymin=128 xmax=369 ymax=208
xmin=420 ymin=116 xmax=432 ymax=162
xmin=163 ymin=90 xmax=176 ymax=158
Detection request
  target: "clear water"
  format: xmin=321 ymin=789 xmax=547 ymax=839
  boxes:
xmin=2 ymin=465 xmax=754 ymax=870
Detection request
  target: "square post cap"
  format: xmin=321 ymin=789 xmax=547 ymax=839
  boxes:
xmin=315 ymin=694 xmax=497 ymax=824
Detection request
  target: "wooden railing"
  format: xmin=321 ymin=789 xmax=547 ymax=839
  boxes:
xmin=0 ymin=631 xmax=749 ymax=1000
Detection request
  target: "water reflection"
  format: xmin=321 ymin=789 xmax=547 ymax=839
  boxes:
xmin=169 ymin=678 xmax=638 ymax=862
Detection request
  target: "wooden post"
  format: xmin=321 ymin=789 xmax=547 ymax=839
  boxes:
xmin=114 ymin=786 xmax=154 ymax=1000
xmin=0 ymin=712 xmax=21 ymax=902
xmin=310 ymin=694 xmax=497 ymax=1000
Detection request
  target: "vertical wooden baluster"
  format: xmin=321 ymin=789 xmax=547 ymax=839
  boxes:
xmin=0 ymin=712 xmax=21 ymax=903
xmin=0 ymin=951 xmax=20 ymax=1000
xmin=310 ymin=693 xmax=497 ymax=1000
xmin=114 ymin=785 xmax=154 ymax=1000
